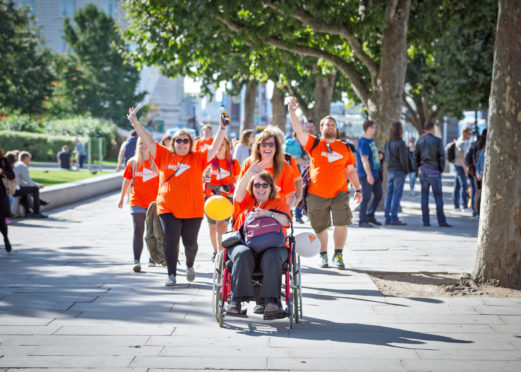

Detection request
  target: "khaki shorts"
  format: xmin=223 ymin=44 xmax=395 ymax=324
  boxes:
xmin=307 ymin=191 xmax=352 ymax=234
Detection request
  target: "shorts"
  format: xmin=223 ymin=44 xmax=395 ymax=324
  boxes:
xmin=205 ymin=195 xmax=233 ymax=225
xmin=306 ymin=191 xmax=352 ymax=234
xmin=130 ymin=206 xmax=147 ymax=214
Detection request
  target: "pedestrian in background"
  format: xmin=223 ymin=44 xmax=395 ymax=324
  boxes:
xmin=0 ymin=148 xmax=15 ymax=253
xmin=73 ymin=138 xmax=86 ymax=169
xmin=384 ymin=122 xmax=409 ymax=226
xmin=117 ymin=131 xmax=138 ymax=171
xmin=356 ymin=120 xmax=383 ymax=227
xmin=414 ymin=122 xmax=451 ymax=227
xmin=453 ymin=124 xmax=472 ymax=212
xmin=57 ymin=145 xmax=72 ymax=170
xmin=407 ymin=137 xmax=417 ymax=196
xmin=233 ymin=129 xmax=254 ymax=166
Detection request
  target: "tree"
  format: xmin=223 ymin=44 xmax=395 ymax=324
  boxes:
xmin=405 ymin=0 xmax=497 ymax=132
xmin=0 ymin=0 xmax=54 ymax=115
xmin=473 ymin=0 xmax=521 ymax=288
xmin=51 ymin=4 xmax=144 ymax=127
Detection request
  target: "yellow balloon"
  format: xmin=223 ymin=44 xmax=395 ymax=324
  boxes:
xmin=204 ymin=195 xmax=234 ymax=221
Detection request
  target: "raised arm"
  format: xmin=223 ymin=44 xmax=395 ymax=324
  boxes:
xmin=207 ymin=117 xmax=227 ymax=162
xmin=234 ymin=161 xmax=264 ymax=203
xmin=288 ymin=97 xmax=309 ymax=146
xmin=127 ymin=107 xmax=156 ymax=158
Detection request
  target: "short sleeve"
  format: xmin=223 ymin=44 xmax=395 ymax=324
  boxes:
xmin=359 ymin=140 xmax=371 ymax=157
xmin=232 ymin=159 xmax=241 ymax=177
xmin=346 ymin=148 xmax=356 ymax=166
xmin=281 ymin=163 xmax=296 ymax=195
xmin=154 ymin=142 xmax=169 ymax=168
xmin=122 ymin=161 xmax=133 ymax=180
xmin=304 ymin=134 xmax=318 ymax=153
xmin=289 ymin=156 xmax=301 ymax=178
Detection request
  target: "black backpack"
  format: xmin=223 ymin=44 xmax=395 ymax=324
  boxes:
xmin=445 ymin=140 xmax=456 ymax=163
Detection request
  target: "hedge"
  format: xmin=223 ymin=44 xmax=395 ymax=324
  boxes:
xmin=0 ymin=131 xmax=112 ymax=162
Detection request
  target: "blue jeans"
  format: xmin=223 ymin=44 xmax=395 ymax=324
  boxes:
xmin=384 ymin=171 xmax=406 ymax=223
xmin=294 ymin=207 xmax=303 ymax=220
xmin=359 ymin=174 xmax=383 ymax=223
xmin=420 ymin=172 xmax=448 ymax=226
xmin=408 ymin=172 xmax=416 ymax=192
xmin=453 ymin=165 xmax=468 ymax=209
xmin=78 ymin=154 xmax=87 ymax=168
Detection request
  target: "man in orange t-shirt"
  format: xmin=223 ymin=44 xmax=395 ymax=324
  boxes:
xmin=194 ymin=124 xmax=214 ymax=151
xmin=288 ymin=97 xmax=362 ymax=270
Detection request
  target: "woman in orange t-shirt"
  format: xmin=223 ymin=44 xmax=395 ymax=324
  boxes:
xmin=238 ymin=129 xmax=296 ymax=207
xmin=128 ymin=108 xmax=227 ymax=287
xmin=203 ymin=137 xmax=240 ymax=261
xmin=227 ymin=168 xmax=291 ymax=316
xmin=118 ymin=138 xmax=159 ymax=273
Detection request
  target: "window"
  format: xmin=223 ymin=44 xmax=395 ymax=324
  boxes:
xmin=61 ymin=0 xmax=75 ymax=18
xmin=102 ymin=0 xmax=118 ymax=18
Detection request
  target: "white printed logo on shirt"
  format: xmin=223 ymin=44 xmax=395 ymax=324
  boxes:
xmin=215 ymin=168 xmax=230 ymax=180
xmin=142 ymin=167 xmax=156 ymax=182
xmin=321 ymin=151 xmax=343 ymax=163
xmin=167 ymin=163 xmax=191 ymax=176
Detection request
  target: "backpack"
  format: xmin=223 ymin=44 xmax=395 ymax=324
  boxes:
xmin=144 ymin=201 xmax=166 ymax=265
xmin=283 ymin=138 xmax=303 ymax=158
xmin=242 ymin=214 xmax=286 ymax=254
xmin=446 ymin=140 xmax=456 ymax=163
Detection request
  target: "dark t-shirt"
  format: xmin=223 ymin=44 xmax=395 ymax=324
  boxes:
xmin=58 ymin=151 xmax=71 ymax=169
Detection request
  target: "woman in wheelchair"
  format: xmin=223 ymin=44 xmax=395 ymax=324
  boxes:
xmin=227 ymin=165 xmax=291 ymax=316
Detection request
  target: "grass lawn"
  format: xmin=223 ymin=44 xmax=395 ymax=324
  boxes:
xmin=30 ymin=169 xmax=112 ymax=187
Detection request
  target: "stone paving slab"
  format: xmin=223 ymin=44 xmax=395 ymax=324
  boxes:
xmin=0 ymin=175 xmax=520 ymax=371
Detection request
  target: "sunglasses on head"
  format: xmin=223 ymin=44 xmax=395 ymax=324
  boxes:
xmin=260 ymin=142 xmax=275 ymax=148
xmin=175 ymin=138 xmax=190 ymax=144
xmin=253 ymin=183 xmax=270 ymax=189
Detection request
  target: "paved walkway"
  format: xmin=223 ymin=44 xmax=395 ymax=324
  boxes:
xmin=1 ymin=176 xmax=520 ymax=371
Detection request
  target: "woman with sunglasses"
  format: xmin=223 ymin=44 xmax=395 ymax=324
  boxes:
xmin=227 ymin=168 xmax=291 ymax=316
xmin=128 ymin=107 xmax=227 ymax=286
xmin=238 ymin=129 xmax=296 ymax=207
xmin=203 ymin=137 xmax=240 ymax=261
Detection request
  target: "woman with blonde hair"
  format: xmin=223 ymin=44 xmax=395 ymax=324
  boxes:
xmin=203 ymin=137 xmax=240 ymax=261
xmin=128 ymin=107 xmax=227 ymax=286
xmin=233 ymin=129 xmax=254 ymax=166
xmin=118 ymin=137 xmax=159 ymax=272
xmin=237 ymin=129 xmax=296 ymax=207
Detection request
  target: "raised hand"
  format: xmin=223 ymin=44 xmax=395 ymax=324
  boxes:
xmin=288 ymin=97 xmax=298 ymax=113
xmin=127 ymin=107 xmax=138 ymax=127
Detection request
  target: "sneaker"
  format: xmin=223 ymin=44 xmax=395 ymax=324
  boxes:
xmin=358 ymin=221 xmax=373 ymax=228
xmin=368 ymin=218 xmax=382 ymax=226
xmin=253 ymin=304 xmax=265 ymax=314
xmin=165 ymin=274 xmax=176 ymax=286
xmin=186 ymin=266 xmax=196 ymax=282
xmin=319 ymin=254 xmax=328 ymax=268
xmin=264 ymin=302 xmax=280 ymax=314
xmin=332 ymin=252 xmax=345 ymax=269
xmin=147 ymin=258 xmax=156 ymax=267
xmin=226 ymin=300 xmax=241 ymax=314
xmin=4 ymin=239 xmax=12 ymax=253
xmin=133 ymin=260 xmax=141 ymax=273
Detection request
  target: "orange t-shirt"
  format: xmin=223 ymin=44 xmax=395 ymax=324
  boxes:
xmin=239 ymin=158 xmax=296 ymax=200
xmin=123 ymin=159 xmax=159 ymax=209
xmin=194 ymin=137 xmax=213 ymax=152
xmin=233 ymin=193 xmax=291 ymax=237
xmin=153 ymin=143 xmax=210 ymax=218
xmin=205 ymin=158 xmax=240 ymax=186
xmin=286 ymin=155 xmax=302 ymax=179
xmin=304 ymin=134 xmax=356 ymax=198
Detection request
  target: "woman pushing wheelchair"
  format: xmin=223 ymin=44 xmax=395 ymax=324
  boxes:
xmin=226 ymin=163 xmax=291 ymax=317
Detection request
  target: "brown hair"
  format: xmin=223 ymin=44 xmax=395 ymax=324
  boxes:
xmin=320 ymin=115 xmax=337 ymax=128
xmin=19 ymin=151 xmax=31 ymax=162
xmin=0 ymin=148 xmax=4 ymax=158
xmin=247 ymin=170 xmax=277 ymax=200
xmin=170 ymin=129 xmax=194 ymax=155
xmin=160 ymin=135 xmax=172 ymax=147
xmin=389 ymin=121 xmax=403 ymax=141
xmin=5 ymin=150 xmax=19 ymax=165
xmin=239 ymin=129 xmax=254 ymax=146
xmin=251 ymin=129 xmax=284 ymax=181
xmin=363 ymin=120 xmax=376 ymax=132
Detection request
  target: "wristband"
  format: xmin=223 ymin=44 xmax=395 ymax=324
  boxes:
xmin=355 ymin=189 xmax=361 ymax=193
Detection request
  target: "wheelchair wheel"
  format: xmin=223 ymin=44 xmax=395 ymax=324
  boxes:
xmin=212 ymin=251 xmax=224 ymax=322
xmin=292 ymin=254 xmax=302 ymax=323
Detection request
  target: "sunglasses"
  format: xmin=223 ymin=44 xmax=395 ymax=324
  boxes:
xmin=260 ymin=142 xmax=275 ymax=148
xmin=253 ymin=183 xmax=270 ymax=189
xmin=175 ymin=138 xmax=190 ymax=144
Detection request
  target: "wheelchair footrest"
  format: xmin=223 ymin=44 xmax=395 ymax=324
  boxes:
xmin=263 ymin=310 xmax=289 ymax=320
xmin=225 ymin=309 xmax=248 ymax=318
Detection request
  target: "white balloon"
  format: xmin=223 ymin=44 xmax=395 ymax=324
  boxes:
xmin=294 ymin=232 xmax=321 ymax=257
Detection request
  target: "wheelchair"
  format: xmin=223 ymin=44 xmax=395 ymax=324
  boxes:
xmin=211 ymin=225 xmax=302 ymax=328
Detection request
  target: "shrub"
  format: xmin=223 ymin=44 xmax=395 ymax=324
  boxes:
xmin=0 ymin=115 xmax=41 ymax=132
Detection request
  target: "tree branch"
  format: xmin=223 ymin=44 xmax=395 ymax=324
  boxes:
xmin=262 ymin=1 xmax=379 ymax=80
xmin=216 ymin=15 xmax=371 ymax=106
xmin=385 ymin=0 xmax=399 ymax=23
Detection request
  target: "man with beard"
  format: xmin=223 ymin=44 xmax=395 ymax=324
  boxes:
xmin=288 ymin=97 xmax=362 ymax=269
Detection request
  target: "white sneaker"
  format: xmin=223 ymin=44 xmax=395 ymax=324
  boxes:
xmin=186 ymin=267 xmax=196 ymax=282
xmin=165 ymin=274 xmax=176 ymax=286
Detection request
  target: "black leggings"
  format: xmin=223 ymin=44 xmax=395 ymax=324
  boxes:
xmin=159 ymin=213 xmax=203 ymax=276
xmin=132 ymin=213 xmax=146 ymax=262
xmin=0 ymin=218 xmax=8 ymax=243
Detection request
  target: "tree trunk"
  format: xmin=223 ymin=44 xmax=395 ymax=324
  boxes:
xmin=271 ymin=84 xmax=286 ymax=132
xmin=240 ymin=80 xmax=257 ymax=133
xmin=310 ymin=72 xmax=336 ymax=126
xmin=369 ymin=0 xmax=411 ymax=149
xmin=473 ymin=0 xmax=521 ymax=288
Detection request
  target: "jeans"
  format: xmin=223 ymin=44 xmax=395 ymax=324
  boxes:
xmin=453 ymin=165 xmax=468 ymax=209
xmin=359 ymin=174 xmax=383 ymax=223
xmin=78 ymin=154 xmax=87 ymax=168
xmin=384 ymin=171 xmax=406 ymax=223
xmin=408 ymin=172 xmax=416 ymax=192
xmin=420 ymin=172 xmax=448 ymax=226
xmin=294 ymin=207 xmax=303 ymax=221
